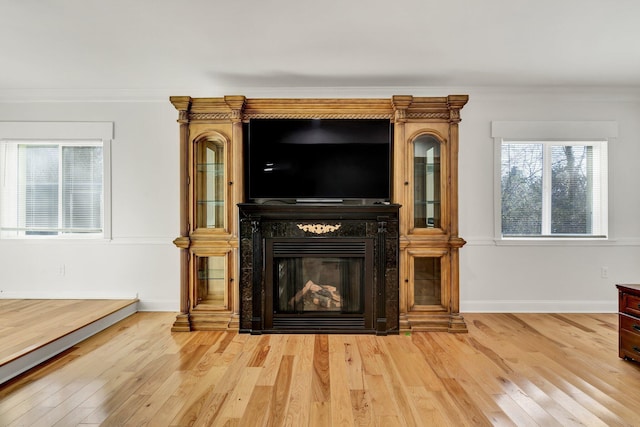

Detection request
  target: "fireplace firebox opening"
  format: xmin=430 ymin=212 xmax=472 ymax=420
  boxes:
xmin=276 ymin=258 xmax=363 ymax=313
xmin=265 ymin=239 xmax=374 ymax=331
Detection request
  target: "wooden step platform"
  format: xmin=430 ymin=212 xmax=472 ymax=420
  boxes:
xmin=0 ymin=299 xmax=138 ymax=384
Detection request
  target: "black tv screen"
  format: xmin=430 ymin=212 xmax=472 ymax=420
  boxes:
xmin=246 ymin=119 xmax=392 ymax=202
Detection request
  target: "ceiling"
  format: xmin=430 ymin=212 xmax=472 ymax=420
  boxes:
xmin=2 ymin=0 xmax=640 ymax=100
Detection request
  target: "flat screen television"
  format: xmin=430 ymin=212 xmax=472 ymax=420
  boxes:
xmin=245 ymin=119 xmax=392 ymax=203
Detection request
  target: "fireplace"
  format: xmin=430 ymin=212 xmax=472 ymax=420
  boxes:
xmin=239 ymin=203 xmax=400 ymax=335
xmin=266 ymin=239 xmax=373 ymax=331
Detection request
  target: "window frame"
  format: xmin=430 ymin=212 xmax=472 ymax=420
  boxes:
xmin=0 ymin=122 xmax=112 ymax=240
xmin=492 ymin=121 xmax=617 ymax=243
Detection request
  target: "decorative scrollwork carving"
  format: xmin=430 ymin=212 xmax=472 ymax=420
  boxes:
xmin=230 ymin=109 xmax=242 ymax=121
xmin=297 ymin=223 xmax=342 ymax=234
xmin=189 ymin=112 xmax=231 ymax=121
xmin=177 ymin=110 xmax=189 ymax=123
xmin=406 ymin=112 xmax=450 ymax=120
xmin=244 ymin=113 xmax=393 ymax=120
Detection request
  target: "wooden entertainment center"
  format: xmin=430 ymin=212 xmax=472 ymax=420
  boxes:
xmin=170 ymin=95 xmax=468 ymax=333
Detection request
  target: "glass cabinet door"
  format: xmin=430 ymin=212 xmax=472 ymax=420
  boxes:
xmin=195 ymin=138 xmax=225 ymax=229
xmin=408 ymin=250 xmax=449 ymax=311
xmin=195 ymin=255 xmax=227 ymax=308
xmin=413 ymin=256 xmax=441 ymax=306
xmin=413 ymin=135 xmax=441 ymax=229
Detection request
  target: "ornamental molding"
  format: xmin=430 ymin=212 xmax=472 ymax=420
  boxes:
xmin=407 ymin=112 xmax=450 ymax=120
xmin=449 ymin=236 xmax=467 ymax=248
xmin=177 ymin=110 xmax=189 ymax=123
xmin=189 ymin=113 xmax=231 ymax=120
xmin=173 ymin=236 xmax=191 ymax=249
xmin=189 ymin=112 xmax=397 ymax=121
xmin=243 ymin=113 xmax=393 ymax=120
xmin=189 ymin=112 xmax=232 ymax=121
xmin=297 ymin=223 xmax=342 ymax=234
xmin=173 ymin=95 xmax=469 ymax=125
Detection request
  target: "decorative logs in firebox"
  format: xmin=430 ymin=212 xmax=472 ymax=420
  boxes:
xmin=289 ymin=280 xmax=342 ymax=311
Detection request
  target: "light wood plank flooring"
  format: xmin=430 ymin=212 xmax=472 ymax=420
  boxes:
xmin=1 ymin=312 xmax=639 ymax=426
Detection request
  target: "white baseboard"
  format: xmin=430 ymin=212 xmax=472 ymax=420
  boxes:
xmin=136 ymin=299 xmax=179 ymax=312
xmin=0 ymin=295 xmax=178 ymax=312
xmin=461 ymin=300 xmax=617 ymax=313
xmin=0 ymin=301 xmax=138 ymax=385
xmin=0 ymin=292 xmax=138 ymax=299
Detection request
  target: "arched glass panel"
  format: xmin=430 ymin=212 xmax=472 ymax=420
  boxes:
xmin=414 ymin=135 xmax=441 ymax=229
xmin=195 ymin=138 xmax=225 ymax=229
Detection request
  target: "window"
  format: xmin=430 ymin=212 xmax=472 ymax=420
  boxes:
xmin=492 ymin=121 xmax=617 ymax=240
xmin=0 ymin=122 xmax=112 ymax=239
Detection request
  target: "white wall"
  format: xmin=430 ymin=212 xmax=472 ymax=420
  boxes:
xmin=0 ymin=101 xmax=180 ymax=311
xmin=458 ymin=88 xmax=640 ymax=312
xmin=1 ymin=88 xmax=639 ymax=313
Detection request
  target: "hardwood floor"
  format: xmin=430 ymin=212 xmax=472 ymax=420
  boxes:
xmin=1 ymin=312 xmax=639 ymax=426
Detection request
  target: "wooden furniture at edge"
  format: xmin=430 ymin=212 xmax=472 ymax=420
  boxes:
xmin=169 ymin=95 xmax=468 ymax=333
xmin=617 ymin=284 xmax=640 ymax=363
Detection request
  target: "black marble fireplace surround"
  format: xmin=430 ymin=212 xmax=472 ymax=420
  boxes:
xmin=238 ymin=203 xmax=400 ymax=335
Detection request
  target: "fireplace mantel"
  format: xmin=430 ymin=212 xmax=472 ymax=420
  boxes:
xmin=238 ymin=203 xmax=400 ymax=335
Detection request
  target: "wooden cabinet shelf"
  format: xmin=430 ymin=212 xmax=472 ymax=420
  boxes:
xmin=196 ymin=200 xmax=224 ymax=205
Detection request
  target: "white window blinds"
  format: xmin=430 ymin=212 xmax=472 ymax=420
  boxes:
xmin=0 ymin=121 xmax=112 ymax=239
xmin=500 ymin=141 xmax=606 ymax=237
xmin=1 ymin=141 xmax=104 ymax=237
xmin=492 ymin=121 xmax=615 ymax=240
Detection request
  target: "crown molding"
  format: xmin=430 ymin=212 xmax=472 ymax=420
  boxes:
xmin=0 ymin=88 xmax=173 ymax=103
xmin=0 ymin=86 xmax=639 ymax=103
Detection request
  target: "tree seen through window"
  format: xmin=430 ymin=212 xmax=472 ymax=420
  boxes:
xmin=501 ymin=142 xmax=597 ymax=237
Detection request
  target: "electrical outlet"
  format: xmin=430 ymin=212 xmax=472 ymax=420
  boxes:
xmin=601 ymin=267 xmax=608 ymax=278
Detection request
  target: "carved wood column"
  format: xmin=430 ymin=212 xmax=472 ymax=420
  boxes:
xmin=170 ymin=96 xmax=193 ymax=332
xmin=391 ymin=95 xmax=412 ymax=330
xmin=224 ymin=96 xmax=246 ymax=325
xmin=447 ymin=95 xmax=468 ymax=331
xmin=391 ymin=95 xmax=412 ymax=236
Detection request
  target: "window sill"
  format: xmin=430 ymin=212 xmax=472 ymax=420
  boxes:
xmin=0 ymin=237 xmax=112 ymax=244
xmin=0 ymin=237 xmax=176 ymax=246
xmin=495 ymin=237 xmax=614 ymax=247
